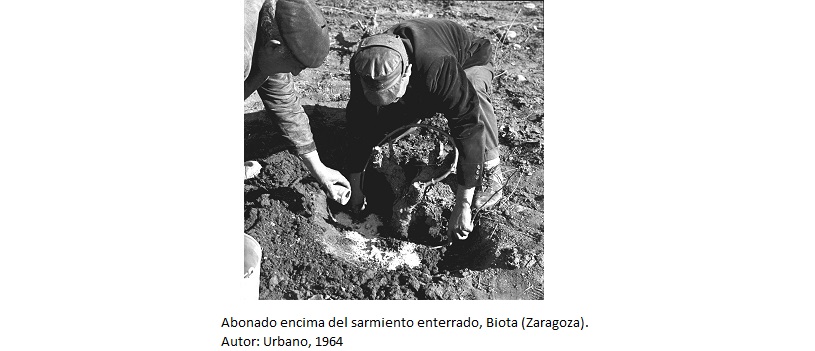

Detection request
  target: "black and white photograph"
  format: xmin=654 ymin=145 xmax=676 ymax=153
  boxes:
xmin=242 ymin=0 xmax=544 ymax=300
xmin=7 ymin=0 xmax=815 ymax=348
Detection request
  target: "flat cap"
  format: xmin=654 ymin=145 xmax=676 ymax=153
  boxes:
xmin=275 ymin=0 xmax=330 ymax=68
xmin=353 ymin=34 xmax=409 ymax=106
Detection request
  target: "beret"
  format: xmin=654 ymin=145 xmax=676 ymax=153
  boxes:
xmin=275 ymin=0 xmax=330 ymax=68
xmin=353 ymin=34 xmax=409 ymax=106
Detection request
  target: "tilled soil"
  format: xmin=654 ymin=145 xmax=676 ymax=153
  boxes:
xmin=245 ymin=0 xmax=543 ymax=300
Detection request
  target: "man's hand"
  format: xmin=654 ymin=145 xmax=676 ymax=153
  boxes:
xmin=317 ymin=168 xmax=352 ymax=205
xmin=448 ymin=185 xmax=476 ymax=240
xmin=348 ymin=172 xmax=366 ymax=214
xmin=299 ymin=151 xmax=351 ymax=204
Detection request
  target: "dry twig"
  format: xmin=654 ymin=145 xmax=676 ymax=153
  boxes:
xmin=499 ymin=168 xmax=526 ymax=213
xmin=498 ymin=8 xmax=523 ymax=45
xmin=494 ymin=8 xmax=523 ymax=66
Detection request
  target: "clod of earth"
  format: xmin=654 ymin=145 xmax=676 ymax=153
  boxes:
xmin=368 ymin=122 xmax=457 ymax=245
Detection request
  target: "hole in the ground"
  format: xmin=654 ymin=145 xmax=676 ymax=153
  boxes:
xmin=325 ymin=121 xmax=501 ymax=271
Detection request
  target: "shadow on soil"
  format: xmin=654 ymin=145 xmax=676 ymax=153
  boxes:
xmin=245 ymin=104 xmax=518 ymax=273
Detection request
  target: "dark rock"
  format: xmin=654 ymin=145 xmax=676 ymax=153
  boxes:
xmin=284 ymin=290 xmax=301 ymax=300
xmin=499 ymin=247 xmax=521 ymax=269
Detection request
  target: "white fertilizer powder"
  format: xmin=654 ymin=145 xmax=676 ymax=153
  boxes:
xmin=326 ymin=213 xmax=422 ymax=270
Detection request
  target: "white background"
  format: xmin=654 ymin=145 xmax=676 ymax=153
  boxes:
xmin=1 ymin=0 xmax=814 ymax=349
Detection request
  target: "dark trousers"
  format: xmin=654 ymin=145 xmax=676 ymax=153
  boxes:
xmin=463 ymin=64 xmax=500 ymax=162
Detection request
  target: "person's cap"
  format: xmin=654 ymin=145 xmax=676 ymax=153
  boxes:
xmin=353 ymin=34 xmax=409 ymax=106
xmin=275 ymin=0 xmax=330 ymax=68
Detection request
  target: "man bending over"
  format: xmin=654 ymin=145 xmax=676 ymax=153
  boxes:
xmin=345 ymin=19 xmax=504 ymax=239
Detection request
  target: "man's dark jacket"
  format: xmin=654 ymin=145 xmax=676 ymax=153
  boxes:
xmin=346 ymin=19 xmax=492 ymax=187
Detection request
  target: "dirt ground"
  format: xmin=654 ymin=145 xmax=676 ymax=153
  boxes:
xmin=244 ymin=0 xmax=543 ymax=300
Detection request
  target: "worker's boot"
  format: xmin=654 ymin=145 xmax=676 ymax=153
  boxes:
xmin=473 ymin=164 xmax=504 ymax=211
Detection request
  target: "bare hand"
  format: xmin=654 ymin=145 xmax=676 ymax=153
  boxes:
xmin=314 ymin=167 xmax=351 ymax=204
xmin=448 ymin=201 xmax=474 ymax=240
xmin=299 ymin=151 xmax=351 ymax=204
